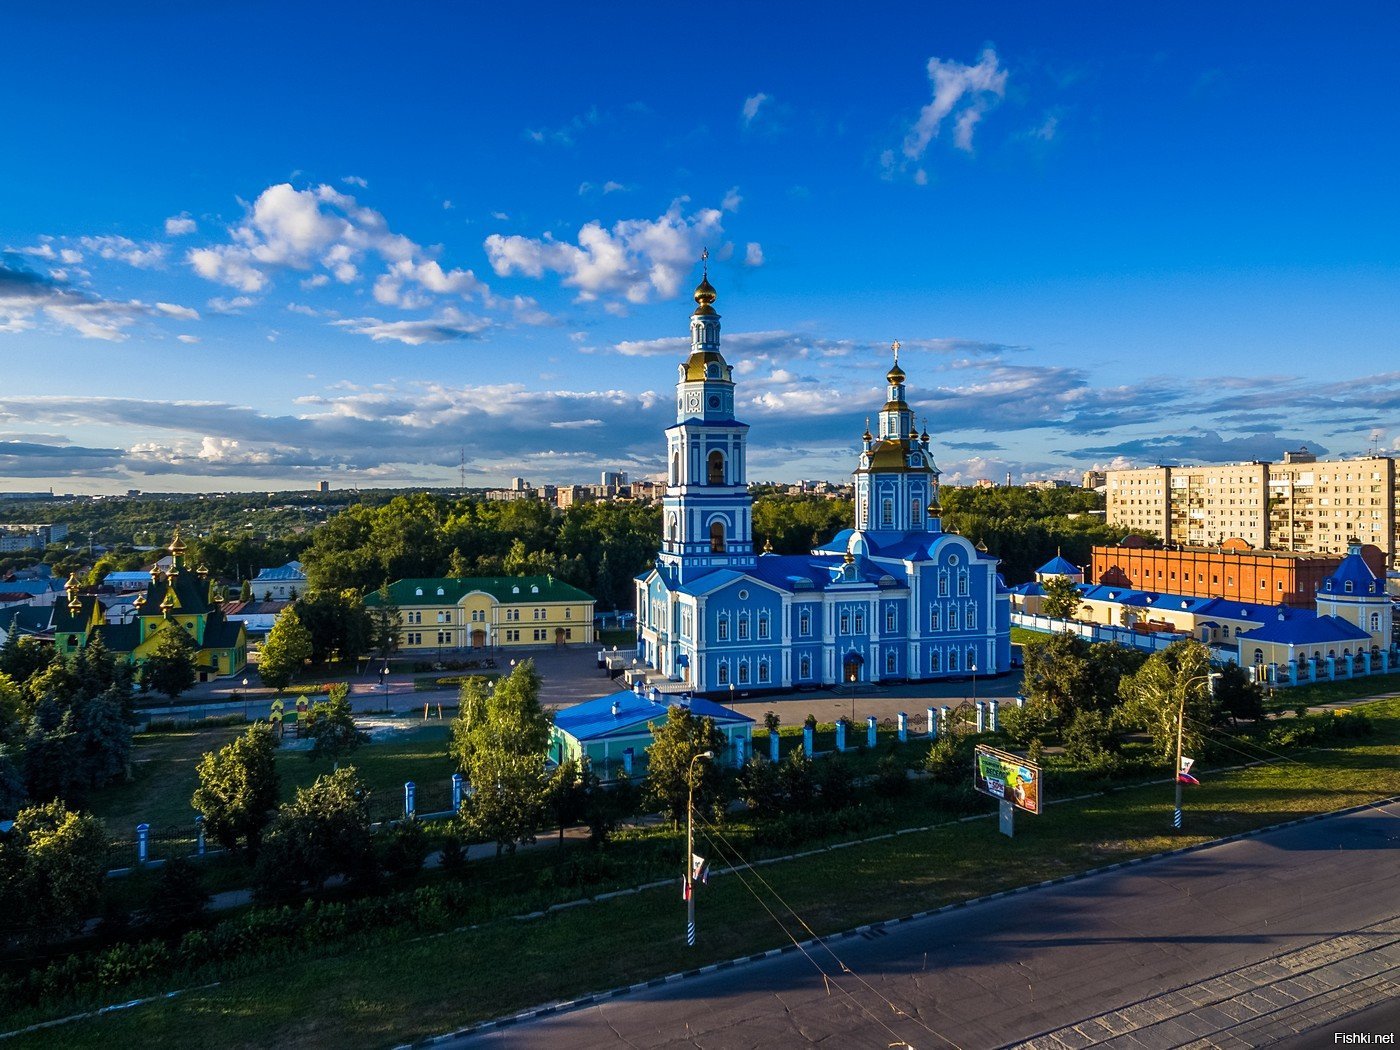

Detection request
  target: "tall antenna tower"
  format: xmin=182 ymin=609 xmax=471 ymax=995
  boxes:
xmin=459 ymin=447 xmax=466 ymax=489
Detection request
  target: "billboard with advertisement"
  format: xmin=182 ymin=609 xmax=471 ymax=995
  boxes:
xmin=974 ymin=745 xmax=1042 ymax=815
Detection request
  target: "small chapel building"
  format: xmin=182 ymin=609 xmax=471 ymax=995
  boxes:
xmin=634 ymin=271 xmax=1011 ymax=697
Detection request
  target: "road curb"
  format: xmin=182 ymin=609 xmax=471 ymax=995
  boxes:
xmin=398 ymin=793 xmax=1400 ymax=1048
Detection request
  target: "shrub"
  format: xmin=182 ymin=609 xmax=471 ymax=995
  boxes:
xmin=873 ymin=754 xmax=910 ymax=797
xmin=380 ymin=817 xmax=429 ymax=880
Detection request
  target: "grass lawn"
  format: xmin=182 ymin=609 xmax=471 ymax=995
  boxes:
xmin=1264 ymin=671 xmax=1400 ymax=712
xmin=22 ymin=699 xmax=1400 ymax=1050
xmin=1011 ymin=625 xmax=1044 ymax=645
xmin=598 ymin=627 xmax=636 ymax=647
xmin=277 ymin=723 xmax=458 ymax=818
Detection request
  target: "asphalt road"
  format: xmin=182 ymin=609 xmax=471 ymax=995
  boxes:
xmin=450 ymin=803 xmax=1400 ymax=1049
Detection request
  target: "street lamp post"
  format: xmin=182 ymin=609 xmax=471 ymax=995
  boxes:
xmin=686 ymin=750 xmax=714 ymax=947
xmin=971 ymin=655 xmax=978 ymax=708
xmin=242 ymin=677 xmax=249 ymax=720
xmin=380 ymin=663 xmax=390 ymax=714
xmin=729 ymin=682 xmax=735 ymax=711
xmin=1174 ymin=671 xmax=1221 ymax=832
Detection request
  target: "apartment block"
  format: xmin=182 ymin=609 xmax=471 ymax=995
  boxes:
xmin=1105 ymin=453 xmax=1400 ymax=569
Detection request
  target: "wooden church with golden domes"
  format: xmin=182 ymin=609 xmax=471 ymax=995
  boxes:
xmin=635 ymin=269 xmax=1010 ymax=697
xmin=53 ymin=530 xmax=248 ymax=682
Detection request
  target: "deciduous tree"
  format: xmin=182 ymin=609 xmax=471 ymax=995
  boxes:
xmin=192 ymin=722 xmax=281 ymax=856
xmin=644 ymin=704 xmax=727 ymax=826
xmin=142 ymin=621 xmax=199 ymax=702
xmin=254 ymin=766 xmax=375 ymax=897
xmin=259 ymin=607 xmax=312 ymax=691
xmin=0 ymin=800 xmax=106 ymax=943
xmin=305 ymin=683 xmax=368 ymax=762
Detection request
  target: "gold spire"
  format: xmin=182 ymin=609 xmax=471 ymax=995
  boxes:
xmin=762 ymin=536 xmax=774 ymax=554
xmin=65 ymin=571 xmax=81 ymax=593
xmin=169 ymin=526 xmax=186 ymax=556
xmin=927 ymin=498 xmax=942 ymax=519
xmin=862 ymin=416 xmax=873 ymax=442
xmin=886 ymin=340 xmax=905 ymax=385
xmin=160 ymin=589 xmax=176 ymax=617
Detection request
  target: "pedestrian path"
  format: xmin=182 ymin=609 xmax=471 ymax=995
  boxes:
xmin=1014 ymin=914 xmax=1400 ymax=1049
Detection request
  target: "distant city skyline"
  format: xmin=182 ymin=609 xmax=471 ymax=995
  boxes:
xmin=2 ymin=3 xmax=1398 ymax=494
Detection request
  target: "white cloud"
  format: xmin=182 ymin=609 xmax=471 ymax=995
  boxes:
xmin=484 ymin=199 xmax=726 ymax=306
xmin=79 ymin=235 xmax=167 ymax=268
xmin=176 ymin=334 xmax=201 ymax=344
xmin=1031 ymin=114 xmax=1059 ymax=141
xmin=889 ymin=47 xmax=1008 ymax=178
xmin=165 ymin=214 xmax=197 ymax=236
xmin=207 ymin=295 xmax=258 ymax=314
xmin=0 ymin=259 xmax=187 ymax=342
xmin=603 ymin=181 xmax=628 ymax=194
xmin=155 ymin=302 xmax=199 ymax=320
xmin=524 ymin=106 xmax=600 ymax=146
xmin=741 ymin=92 xmax=769 ymax=126
xmin=744 ymin=242 xmax=764 ymax=267
xmin=186 ymin=183 xmax=491 ymax=315
xmin=333 ymin=307 xmax=492 ymax=345
xmin=342 ymin=175 xmax=368 ymax=188
xmin=722 ymin=187 xmax=742 ymax=212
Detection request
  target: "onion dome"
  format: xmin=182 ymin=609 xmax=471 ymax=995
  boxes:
xmin=197 ymin=564 xmax=209 ymax=578
xmin=886 ymin=362 xmax=905 ymax=385
xmin=926 ymin=498 xmax=942 ymax=519
xmin=920 ymin=419 xmax=930 ymax=443
xmin=862 ymin=417 xmax=873 ymax=442
xmin=762 ymin=536 xmax=774 ymax=554
xmin=160 ymin=590 xmax=176 ymax=616
xmin=692 ymin=274 xmax=717 ymax=316
xmin=68 ymin=593 xmax=82 ymax=614
xmin=976 ymin=539 xmax=989 ymax=553
xmin=169 ymin=528 xmax=186 ymax=556
xmin=65 ymin=571 xmax=81 ymax=592
xmin=133 ymin=592 xmax=146 ymax=609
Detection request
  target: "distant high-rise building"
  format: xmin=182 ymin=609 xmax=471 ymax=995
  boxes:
xmin=510 ymin=476 xmax=528 ymax=491
xmin=1105 ymin=454 xmax=1400 ymax=569
xmin=317 ymin=480 xmax=330 ymax=493
xmin=600 ymin=470 xmax=628 ymax=488
xmin=1082 ymin=470 xmax=1106 ymax=490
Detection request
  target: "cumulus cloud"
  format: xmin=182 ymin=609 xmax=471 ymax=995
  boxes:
xmin=484 ymin=199 xmax=728 ymax=307
xmin=176 ymin=334 xmax=200 ymax=344
xmin=744 ymin=242 xmax=764 ymax=266
xmin=207 ymin=295 xmax=258 ymax=314
xmin=342 ymin=175 xmax=368 ymax=188
xmin=185 ymin=183 xmax=488 ymax=317
xmin=164 ymin=214 xmax=197 ymax=236
xmin=883 ymin=47 xmax=1008 ymax=181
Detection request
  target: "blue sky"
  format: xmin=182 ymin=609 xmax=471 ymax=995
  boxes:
xmin=2 ymin=2 xmax=1398 ymax=492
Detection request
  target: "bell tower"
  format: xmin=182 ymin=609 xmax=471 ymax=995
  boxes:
xmin=656 ymin=258 xmax=755 ymax=585
xmin=853 ymin=342 xmax=940 ymax=535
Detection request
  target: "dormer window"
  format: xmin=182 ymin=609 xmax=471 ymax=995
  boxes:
xmin=512 ymin=586 xmax=519 ymax=594
xmin=531 ymin=585 xmax=539 ymax=593
xmin=436 ymin=587 xmax=445 ymax=596
xmin=1344 ymin=581 xmax=1353 ymax=593
xmin=415 ymin=588 xmax=423 ymax=596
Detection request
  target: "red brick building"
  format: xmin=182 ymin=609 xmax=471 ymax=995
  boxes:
xmin=1092 ymin=536 xmax=1387 ymax=608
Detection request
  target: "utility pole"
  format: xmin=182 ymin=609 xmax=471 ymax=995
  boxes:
xmin=686 ymin=750 xmax=713 ymax=947
xmin=1174 ymin=671 xmax=1220 ymax=831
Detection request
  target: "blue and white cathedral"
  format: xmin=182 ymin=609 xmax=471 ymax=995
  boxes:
xmin=635 ymin=270 xmax=1011 ymax=696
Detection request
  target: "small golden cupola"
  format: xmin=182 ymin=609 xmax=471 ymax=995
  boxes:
xmin=160 ymin=589 xmax=176 ymax=617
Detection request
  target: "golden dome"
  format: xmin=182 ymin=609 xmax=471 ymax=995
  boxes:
xmin=692 ymin=274 xmax=717 ymax=316
xmin=886 ymin=363 xmax=905 ymax=385
xmin=927 ymin=499 xmax=942 ymax=519
xmin=65 ymin=571 xmax=81 ymax=591
xmin=762 ymin=536 xmax=774 ymax=553
xmin=169 ymin=528 xmax=186 ymax=555
xmin=682 ymin=349 xmax=728 ymax=382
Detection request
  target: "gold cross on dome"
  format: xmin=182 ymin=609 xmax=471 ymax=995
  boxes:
xmin=891 ymin=339 xmax=901 ymax=362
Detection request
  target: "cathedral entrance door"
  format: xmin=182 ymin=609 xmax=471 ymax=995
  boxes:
xmin=471 ymin=629 xmax=486 ymax=648
xmin=843 ymin=651 xmax=865 ymax=684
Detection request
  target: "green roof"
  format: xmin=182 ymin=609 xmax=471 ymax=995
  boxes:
xmin=366 ymin=575 xmax=595 ymax=607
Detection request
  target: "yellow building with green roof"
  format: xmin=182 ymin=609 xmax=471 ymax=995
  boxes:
xmin=365 ymin=575 xmax=595 ymax=652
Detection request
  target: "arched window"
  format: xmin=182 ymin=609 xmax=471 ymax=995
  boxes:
xmin=1253 ymin=648 xmax=1264 ymax=665
xmin=799 ymin=654 xmax=811 ymax=679
xmin=667 ymin=515 xmax=677 ymax=542
xmin=710 ymin=520 xmax=726 ymax=553
xmin=738 ymin=661 xmax=750 ymax=684
xmin=929 ymin=649 xmax=940 ymax=672
xmin=737 ymin=614 xmax=750 ymax=640
xmin=758 ymin=660 xmax=770 ymax=683
xmin=1370 ymin=612 xmax=1381 ymax=631
xmin=948 ymin=649 xmax=959 ymax=671
xmin=799 ymin=609 xmax=811 ymax=637
xmin=707 ymin=450 xmax=725 ymax=485
xmin=717 ymin=661 xmax=729 ymax=684
xmin=885 ymin=650 xmax=896 ymax=674
xmin=881 ymin=498 xmax=893 ymax=527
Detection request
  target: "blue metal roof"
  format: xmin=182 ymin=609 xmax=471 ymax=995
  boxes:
xmin=1036 ymin=555 xmax=1080 ymax=576
xmin=252 ymin=561 xmax=306 ymax=582
xmin=103 ymin=571 xmax=153 ymax=587
xmin=1320 ymin=551 xmax=1383 ymax=596
xmin=1238 ymin=612 xmax=1372 ymax=646
xmin=554 ymin=691 xmax=753 ymax=743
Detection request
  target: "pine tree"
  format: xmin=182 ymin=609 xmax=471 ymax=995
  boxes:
xmin=143 ymin=621 xmax=199 ymax=702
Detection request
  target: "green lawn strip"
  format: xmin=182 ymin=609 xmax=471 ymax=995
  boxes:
xmin=18 ymin=704 xmax=1400 ymax=1050
xmin=274 ymin=725 xmax=457 ymax=819
xmin=1010 ymin=625 xmax=1043 ymax=645
xmin=597 ymin=628 xmax=636 ymax=647
xmin=1263 ymin=672 xmax=1400 ymax=712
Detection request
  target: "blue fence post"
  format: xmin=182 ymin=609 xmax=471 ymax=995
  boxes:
xmin=866 ymin=715 xmax=877 ymax=749
xmin=195 ymin=815 xmax=206 ymax=856
xmin=975 ymin=701 xmax=986 ymax=733
xmin=835 ymin=720 xmax=847 ymax=752
xmin=404 ymin=781 xmax=416 ymax=818
xmin=927 ymin=706 xmax=937 ymax=740
xmin=136 ymin=823 xmax=150 ymax=866
xmin=769 ymin=727 xmax=781 ymax=763
xmin=803 ymin=725 xmax=814 ymax=758
xmin=940 ymin=705 xmax=951 ymax=734
xmin=451 ymin=773 xmax=464 ymax=811
xmin=988 ymin=699 xmax=999 ymax=732
xmin=897 ymin=711 xmax=908 ymax=743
